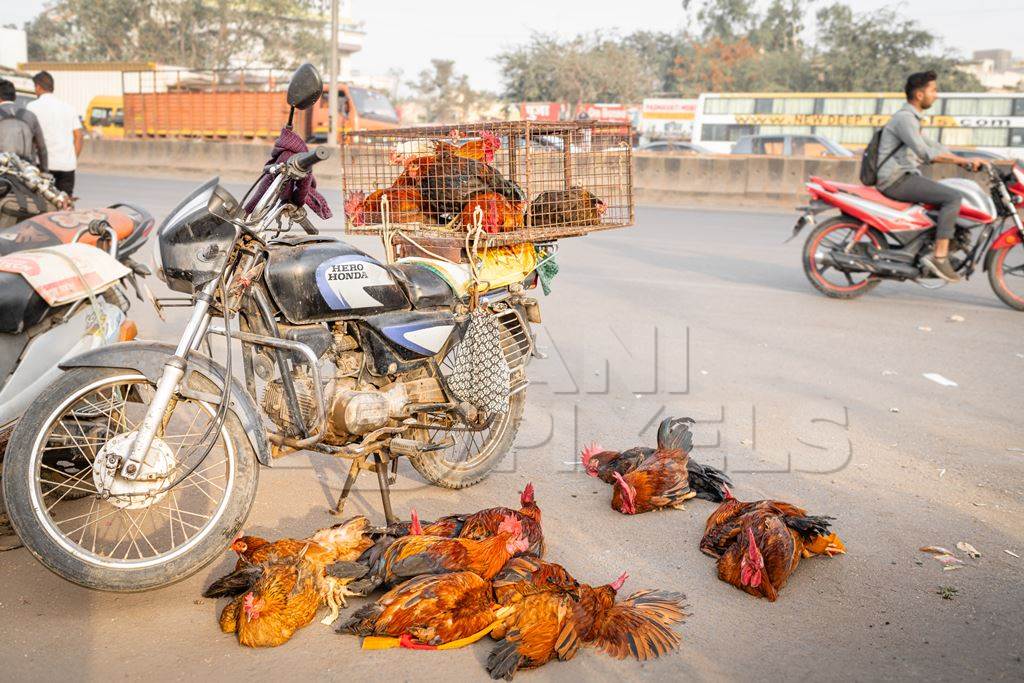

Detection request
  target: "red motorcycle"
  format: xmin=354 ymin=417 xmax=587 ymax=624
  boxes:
xmin=792 ymin=164 xmax=1024 ymax=310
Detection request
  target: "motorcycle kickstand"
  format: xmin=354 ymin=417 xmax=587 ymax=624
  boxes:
xmin=374 ymin=453 xmax=398 ymax=526
xmin=330 ymin=458 xmax=362 ymax=517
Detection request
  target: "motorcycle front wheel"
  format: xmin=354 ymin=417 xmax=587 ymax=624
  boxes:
xmin=2 ymin=367 xmax=258 ymax=591
xmin=985 ymin=242 xmax=1024 ymax=311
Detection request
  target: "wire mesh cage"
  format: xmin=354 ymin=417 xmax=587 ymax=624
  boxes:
xmin=341 ymin=121 xmax=633 ymax=254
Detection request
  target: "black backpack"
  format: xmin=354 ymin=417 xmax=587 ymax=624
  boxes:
xmin=859 ymin=128 xmax=902 ymax=186
xmin=0 ymin=107 xmax=36 ymax=161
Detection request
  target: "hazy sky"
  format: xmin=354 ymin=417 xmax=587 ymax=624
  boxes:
xmin=8 ymin=0 xmax=1024 ymax=92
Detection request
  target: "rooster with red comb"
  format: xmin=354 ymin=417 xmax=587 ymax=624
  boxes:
xmin=581 ymin=416 xmax=732 ymax=508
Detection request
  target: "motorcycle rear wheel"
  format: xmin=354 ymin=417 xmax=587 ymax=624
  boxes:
xmin=985 ymin=242 xmax=1024 ymax=311
xmin=803 ymin=217 xmax=884 ymax=299
xmin=2 ymin=367 xmax=258 ymax=591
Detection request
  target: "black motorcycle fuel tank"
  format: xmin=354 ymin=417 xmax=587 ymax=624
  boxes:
xmin=265 ymin=236 xmax=409 ymax=324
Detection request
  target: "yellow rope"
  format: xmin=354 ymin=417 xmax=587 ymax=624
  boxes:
xmin=360 ymin=605 xmax=515 ymax=651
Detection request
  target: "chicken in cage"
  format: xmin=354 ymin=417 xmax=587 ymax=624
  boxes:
xmin=341 ymin=120 xmax=633 ymax=253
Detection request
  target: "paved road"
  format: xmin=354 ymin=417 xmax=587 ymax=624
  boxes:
xmin=1 ymin=172 xmax=1022 ymax=682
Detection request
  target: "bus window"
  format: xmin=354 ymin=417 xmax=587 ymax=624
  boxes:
xmin=945 ymin=98 xmax=1012 ymax=116
xmin=941 ymin=128 xmax=972 ymax=146
xmin=701 ymin=124 xmax=754 ymax=141
xmin=880 ymin=99 xmax=904 ymax=115
xmin=754 ymin=98 xmax=773 ymax=114
xmin=822 ymin=98 xmax=875 ymax=114
xmin=772 ymin=98 xmax=814 ymax=114
xmin=1013 ymin=99 xmax=1024 ymax=117
xmin=704 ymin=98 xmax=755 ymax=114
xmin=1010 ymin=128 xmax=1024 ymax=147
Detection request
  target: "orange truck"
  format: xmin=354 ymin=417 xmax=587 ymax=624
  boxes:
xmin=123 ymin=83 xmax=398 ymax=140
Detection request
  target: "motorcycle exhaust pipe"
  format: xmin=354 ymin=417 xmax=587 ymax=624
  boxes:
xmin=828 ymin=252 xmax=920 ymax=280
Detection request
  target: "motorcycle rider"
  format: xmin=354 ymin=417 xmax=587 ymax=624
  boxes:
xmin=0 ymin=78 xmax=48 ymax=171
xmin=877 ymin=71 xmax=989 ymax=283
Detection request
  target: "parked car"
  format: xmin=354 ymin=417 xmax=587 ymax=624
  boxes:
xmin=731 ymin=134 xmax=854 ymax=158
xmin=949 ymin=148 xmax=1007 ymax=161
xmin=639 ymin=140 xmax=712 ymax=155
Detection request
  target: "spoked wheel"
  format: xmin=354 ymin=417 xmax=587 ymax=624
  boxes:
xmin=986 ymin=241 xmax=1024 ymax=311
xmin=2 ymin=367 xmax=258 ymax=591
xmin=408 ymin=330 xmax=526 ymax=490
xmin=803 ymin=217 xmax=884 ymax=299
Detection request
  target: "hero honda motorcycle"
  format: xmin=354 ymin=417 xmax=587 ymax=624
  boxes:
xmin=2 ymin=64 xmax=539 ymax=591
xmin=792 ymin=164 xmax=1024 ymax=310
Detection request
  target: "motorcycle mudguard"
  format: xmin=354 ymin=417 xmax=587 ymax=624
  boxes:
xmin=990 ymin=225 xmax=1023 ymax=251
xmin=59 ymin=340 xmax=273 ymax=467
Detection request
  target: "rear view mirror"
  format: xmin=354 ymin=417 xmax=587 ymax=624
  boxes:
xmin=287 ymin=64 xmax=323 ymax=111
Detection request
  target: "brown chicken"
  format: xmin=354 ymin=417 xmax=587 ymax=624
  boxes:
xmin=434 ymin=130 xmax=502 ymax=164
xmin=207 ymin=516 xmax=376 ymax=630
xmin=610 ymin=449 xmax=698 ymax=515
xmin=337 ymin=571 xmax=502 ymax=645
xmin=492 ymin=556 xmax=581 ymax=605
xmin=337 ymin=514 xmax=531 ymax=595
xmin=487 ymin=571 xmax=687 ymax=679
xmin=582 ymin=416 xmax=731 ymax=502
xmin=416 ymin=149 xmax=525 ymax=221
xmin=716 ymin=513 xmax=801 ymax=602
xmin=344 ymin=187 xmax=426 ymax=226
xmin=457 ymin=192 xmax=525 ymax=234
xmin=396 ymin=484 xmax=545 ymax=556
xmin=699 ymin=490 xmax=843 ymax=559
xmin=215 ymin=550 xmax=322 ymax=647
xmin=529 ymin=187 xmax=606 ymax=228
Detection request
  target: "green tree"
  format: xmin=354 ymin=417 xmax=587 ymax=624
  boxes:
xmin=495 ymin=32 xmax=656 ymax=107
xmin=408 ymin=59 xmax=489 ymax=123
xmin=814 ymin=3 xmax=982 ymax=91
xmin=25 ymin=0 xmax=328 ymax=70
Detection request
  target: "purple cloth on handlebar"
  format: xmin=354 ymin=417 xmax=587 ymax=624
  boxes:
xmin=244 ymin=127 xmax=332 ymax=220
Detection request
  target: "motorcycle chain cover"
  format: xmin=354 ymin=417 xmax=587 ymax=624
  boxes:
xmin=446 ymin=310 xmax=510 ymax=414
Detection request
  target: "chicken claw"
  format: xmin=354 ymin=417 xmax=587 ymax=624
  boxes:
xmin=320 ymin=578 xmax=359 ymax=626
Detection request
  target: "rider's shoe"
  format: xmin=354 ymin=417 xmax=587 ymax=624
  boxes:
xmin=921 ymin=255 xmax=961 ymax=283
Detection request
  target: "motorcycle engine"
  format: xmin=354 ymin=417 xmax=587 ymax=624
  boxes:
xmin=261 ymin=367 xmax=446 ymax=443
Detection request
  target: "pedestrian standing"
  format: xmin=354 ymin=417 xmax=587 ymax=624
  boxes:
xmin=26 ymin=71 xmax=82 ymax=195
xmin=0 ymin=78 xmax=48 ymax=170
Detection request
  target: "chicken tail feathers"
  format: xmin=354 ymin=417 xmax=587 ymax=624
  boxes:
xmin=657 ymin=416 xmax=695 ymax=453
xmin=326 ymin=560 xmax=370 ymax=580
xmin=785 ymin=514 xmax=835 ymax=541
xmin=336 ymin=603 xmax=385 ymax=636
xmin=203 ymin=565 xmax=262 ymax=599
xmin=487 ymin=637 xmax=524 ymax=681
xmin=686 ymin=459 xmax=732 ymax=502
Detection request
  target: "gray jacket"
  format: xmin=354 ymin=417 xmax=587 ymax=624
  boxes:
xmin=876 ymin=103 xmax=948 ymax=191
xmin=0 ymin=101 xmax=48 ymax=171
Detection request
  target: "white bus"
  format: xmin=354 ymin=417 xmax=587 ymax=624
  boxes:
xmin=692 ymin=92 xmax=1024 ymax=158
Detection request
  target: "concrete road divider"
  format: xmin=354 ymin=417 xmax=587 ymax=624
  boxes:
xmin=79 ymin=139 xmax=982 ymax=211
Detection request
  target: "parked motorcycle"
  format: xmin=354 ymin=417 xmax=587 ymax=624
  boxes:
xmin=792 ymin=164 xmax=1024 ymax=310
xmin=0 ymin=152 xmax=72 ymax=228
xmin=2 ymin=65 xmax=539 ymax=591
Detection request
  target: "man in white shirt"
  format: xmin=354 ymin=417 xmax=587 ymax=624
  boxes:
xmin=27 ymin=71 xmax=83 ymax=195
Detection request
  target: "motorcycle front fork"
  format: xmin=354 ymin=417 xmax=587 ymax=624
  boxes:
xmin=117 ymin=280 xmax=218 ymax=480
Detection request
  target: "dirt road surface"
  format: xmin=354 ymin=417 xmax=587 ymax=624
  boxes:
xmin=1 ymin=172 xmax=1021 ymax=682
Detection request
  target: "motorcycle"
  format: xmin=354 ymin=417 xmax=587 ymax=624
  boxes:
xmin=1 ymin=64 xmax=539 ymax=591
xmin=791 ymin=164 xmax=1024 ymax=310
xmin=0 ymin=204 xmax=153 ymax=546
xmin=0 ymin=152 xmax=73 ymax=228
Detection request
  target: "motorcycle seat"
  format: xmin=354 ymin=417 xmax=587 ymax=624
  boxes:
xmin=810 ymin=177 xmax=915 ymax=211
xmin=0 ymin=204 xmax=154 ymax=258
xmin=387 ymin=262 xmax=457 ymax=309
xmin=0 ymin=270 xmax=51 ymax=335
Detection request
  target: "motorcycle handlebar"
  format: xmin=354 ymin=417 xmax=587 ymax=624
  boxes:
xmin=289 ymin=146 xmax=332 ymax=173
